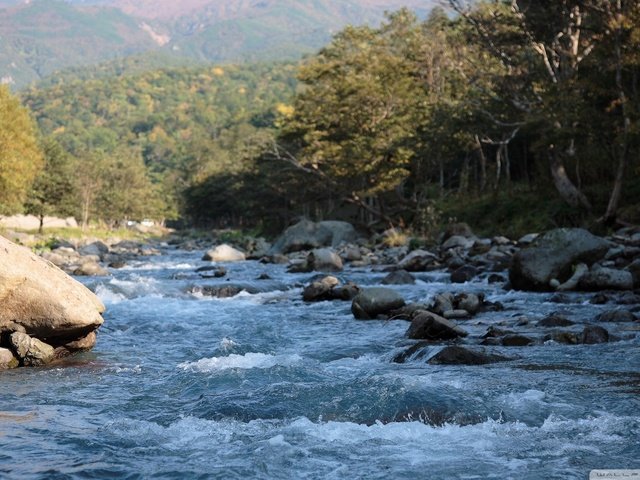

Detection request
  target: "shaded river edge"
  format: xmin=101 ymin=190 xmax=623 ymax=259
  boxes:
xmin=1 ymin=247 xmax=639 ymax=479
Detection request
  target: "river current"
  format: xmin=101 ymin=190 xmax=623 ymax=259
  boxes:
xmin=1 ymin=246 xmax=639 ymax=479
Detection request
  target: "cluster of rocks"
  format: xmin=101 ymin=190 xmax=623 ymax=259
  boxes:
xmin=0 ymin=236 xmax=105 ymax=370
xmin=286 ymin=223 xmax=640 ymax=367
xmin=509 ymin=227 xmax=639 ymax=292
xmin=41 ymin=238 xmax=160 ymax=276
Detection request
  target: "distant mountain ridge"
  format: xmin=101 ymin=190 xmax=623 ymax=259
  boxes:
xmin=0 ymin=0 xmax=436 ymax=88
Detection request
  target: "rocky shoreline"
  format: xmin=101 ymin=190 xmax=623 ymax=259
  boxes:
xmin=1 ymin=219 xmax=639 ymax=370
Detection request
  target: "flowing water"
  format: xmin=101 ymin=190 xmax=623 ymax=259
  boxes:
xmin=1 ymin=247 xmax=639 ymax=479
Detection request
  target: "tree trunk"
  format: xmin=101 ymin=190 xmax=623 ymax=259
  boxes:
xmin=548 ymin=147 xmax=591 ymax=210
xmin=38 ymin=214 xmax=44 ymax=234
xmin=459 ymin=153 xmax=470 ymax=194
xmin=493 ymin=145 xmax=502 ymax=191
xmin=602 ymin=0 xmax=629 ymax=225
xmin=438 ymin=155 xmax=444 ymax=198
xmin=475 ymin=135 xmax=487 ymax=193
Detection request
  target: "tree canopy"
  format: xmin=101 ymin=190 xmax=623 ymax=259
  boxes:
xmin=0 ymin=86 xmax=43 ymax=215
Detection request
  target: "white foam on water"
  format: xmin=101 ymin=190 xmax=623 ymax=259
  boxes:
xmin=121 ymin=261 xmax=196 ymax=271
xmin=178 ymin=352 xmax=303 ymax=372
xmin=96 ymin=276 xmax=168 ymax=301
xmin=219 ymin=337 xmax=239 ymax=352
xmin=100 ymin=411 xmax=640 ymax=479
xmin=192 ymin=289 xmax=295 ymax=304
xmin=498 ymin=389 xmax=547 ymax=407
xmin=94 ymin=284 xmax=126 ymax=305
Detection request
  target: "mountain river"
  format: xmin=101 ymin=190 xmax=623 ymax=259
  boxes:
xmin=1 ymin=246 xmax=639 ymax=479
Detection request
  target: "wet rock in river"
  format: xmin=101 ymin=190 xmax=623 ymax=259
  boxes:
xmin=482 ymin=326 xmax=514 ymax=338
xmin=500 ymin=335 xmax=535 ymax=347
xmin=487 ymin=273 xmax=506 ymax=284
xmin=578 ymin=267 xmax=634 ymax=291
xmin=197 ymin=266 xmax=227 ymax=278
xmin=428 ymin=346 xmax=510 ymax=366
xmin=10 ymin=332 xmax=55 ymax=367
xmin=381 ymin=270 xmax=416 ymax=285
xmin=307 ymin=248 xmax=343 ymax=272
xmin=430 ymin=293 xmax=454 ymax=316
xmin=596 ymin=309 xmax=637 ymax=323
xmin=0 ymin=347 xmax=19 ymax=370
xmin=397 ymin=249 xmax=438 ymax=272
xmin=545 ymin=331 xmax=581 ymax=345
xmin=590 ymin=293 xmax=610 ymax=304
xmin=108 ymin=260 xmax=127 ymax=269
xmin=303 ymin=276 xmax=340 ymax=302
xmin=73 ymin=261 xmax=110 ymax=277
xmin=392 ymin=341 xmax=431 ymax=363
xmin=455 ymin=293 xmax=481 ymax=315
xmin=627 ymin=259 xmax=640 ymax=287
xmin=190 ymin=284 xmax=259 ymax=298
xmin=406 ymin=312 xmax=468 ymax=340
xmin=617 ymin=292 xmax=640 ymax=304
xmin=538 ymin=314 xmax=575 ymax=328
xmin=581 ymin=326 xmax=609 ymax=344
xmin=450 ymin=265 xmax=479 ymax=284
xmin=202 ymin=244 xmax=246 ymax=262
xmin=352 ymin=288 xmax=406 ymax=320
xmin=443 ymin=310 xmax=471 ymax=320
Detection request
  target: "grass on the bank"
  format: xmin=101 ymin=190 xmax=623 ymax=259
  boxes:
xmin=0 ymin=225 xmax=166 ymax=250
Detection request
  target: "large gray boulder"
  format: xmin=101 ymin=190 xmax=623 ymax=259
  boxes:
xmin=202 ymin=244 xmax=246 ymax=262
xmin=428 ymin=346 xmax=509 ymax=365
xmin=318 ymin=221 xmax=360 ymax=247
xmin=78 ymin=241 xmax=109 ymax=258
xmin=308 ymin=248 xmax=343 ymax=272
xmin=270 ymin=219 xmax=359 ymax=254
xmin=509 ymin=228 xmax=610 ymax=291
xmin=0 ymin=236 xmax=105 ymax=353
xmin=351 ymin=287 xmax=405 ymax=320
xmin=579 ymin=267 xmax=634 ymax=291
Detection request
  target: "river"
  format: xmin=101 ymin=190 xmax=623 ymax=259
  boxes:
xmin=1 ymin=246 xmax=639 ymax=479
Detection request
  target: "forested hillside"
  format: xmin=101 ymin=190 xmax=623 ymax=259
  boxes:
xmin=0 ymin=1 xmax=159 ymax=87
xmin=4 ymin=1 xmax=640 ymax=236
xmin=21 ymin=62 xmax=297 ymax=227
xmin=0 ymin=0 xmax=435 ymax=89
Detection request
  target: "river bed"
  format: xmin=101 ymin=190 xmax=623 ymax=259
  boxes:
xmin=1 ymin=247 xmax=639 ymax=479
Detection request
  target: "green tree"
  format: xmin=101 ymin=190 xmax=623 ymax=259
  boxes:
xmin=94 ymin=147 xmax=168 ymax=227
xmin=25 ymin=138 xmax=76 ymax=233
xmin=277 ymin=11 xmax=426 ymax=225
xmin=0 ymin=86 xmax=44 ymax=214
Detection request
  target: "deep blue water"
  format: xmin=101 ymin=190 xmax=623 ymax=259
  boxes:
xmin=1 ymin=247 xmax=639 ymax=479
